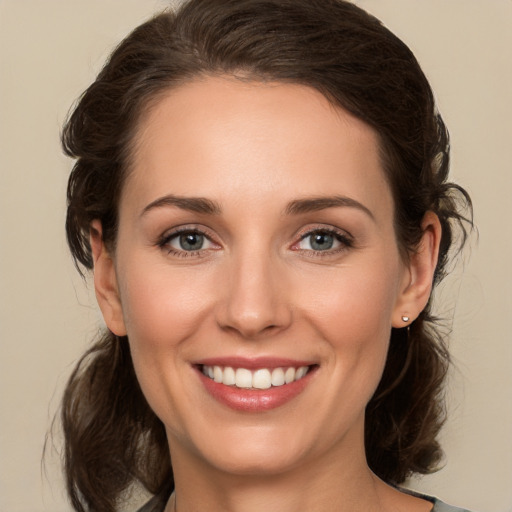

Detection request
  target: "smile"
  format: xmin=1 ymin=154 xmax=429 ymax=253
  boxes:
xmin=201 ymin=365 xmax=311 ymax=389
xmin=196 ymin=359 xmax=318 ymax=411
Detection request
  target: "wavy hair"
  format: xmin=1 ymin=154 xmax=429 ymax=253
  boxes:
xmin=60 ymin=0 xmax=472 ymax=510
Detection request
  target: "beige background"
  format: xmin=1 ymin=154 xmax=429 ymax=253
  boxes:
xmin=0 ymin=1 xmax=510 ymax=511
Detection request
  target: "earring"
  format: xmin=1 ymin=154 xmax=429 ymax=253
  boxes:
xmin=401 ymin=315 xmax=410 ymax=323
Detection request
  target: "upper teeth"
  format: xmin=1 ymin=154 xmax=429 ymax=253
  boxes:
xmin=202 ymin=365 xmax=310 ymax=389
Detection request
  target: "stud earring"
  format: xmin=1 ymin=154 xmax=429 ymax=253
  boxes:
xmin=401 ymin=315 xmax=410 ymax=323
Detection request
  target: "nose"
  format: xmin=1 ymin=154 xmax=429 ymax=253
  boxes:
xmin=215 ymin=250 xmax=292 ymax=339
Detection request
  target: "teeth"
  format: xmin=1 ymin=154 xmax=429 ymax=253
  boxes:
xmin=271 ymin=368 xmax=285 ymax=386
xmin=223 ymin=366 xmax=236 ymax=385
xmin=295 ymin=366 xmax=308 ymax=380
xmin=284 ymin=367 xmax=295 ymax=384
xmin=235 ymin=368 xmax=253 ymax=388
xmin=202 ymin=365 xmax=310 ymax=389
xmin=252 ymin=369 xmax=272 ymax=389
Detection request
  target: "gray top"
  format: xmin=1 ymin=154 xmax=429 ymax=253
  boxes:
xmin=401 ymin=487 xmax=474 ymax=512
xmin=434 ymin=502 xmax=472 ymax=512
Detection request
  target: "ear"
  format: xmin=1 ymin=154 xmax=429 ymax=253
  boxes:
xmin=90 ymin=220 xmax=127 ymax=336
xmin=392 ymin=211 xmax=442 ymax=327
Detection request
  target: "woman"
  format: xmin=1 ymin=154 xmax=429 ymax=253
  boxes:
xmin=61 ymin=0 xmax=473 ymax=511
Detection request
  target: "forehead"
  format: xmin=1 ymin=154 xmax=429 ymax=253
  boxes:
xmin=124 ymin=76 xmax=392 ymax=217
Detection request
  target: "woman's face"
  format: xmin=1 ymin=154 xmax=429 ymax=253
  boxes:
xmin=98 ymin=76 xmax=416 ymax=477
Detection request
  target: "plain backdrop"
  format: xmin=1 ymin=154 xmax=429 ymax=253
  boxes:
xmin=0 ymin=1 xmax=510 ymax=511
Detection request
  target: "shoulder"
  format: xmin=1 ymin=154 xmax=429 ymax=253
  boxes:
xmin=399 ymin=487 xmax=475 ymax=512
xmin=432 ymin=500 xmax=474 ymax=512
xmin=135 ymin=491 xmax=169 ymax=512
xmin=135 ymin=482 xmax=173 ymax=512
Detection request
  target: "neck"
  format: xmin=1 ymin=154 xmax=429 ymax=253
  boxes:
xmin=167 ymin=439 xmax=387 ymax=512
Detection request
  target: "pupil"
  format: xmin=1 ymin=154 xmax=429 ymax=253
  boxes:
xmin=180 ymin=233 xmax=203 ymax=251
xmin=311 ymin=233 xmax=333 ymax=251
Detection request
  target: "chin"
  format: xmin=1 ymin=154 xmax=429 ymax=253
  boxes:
xmin=202 ymin=442 xmax=308 ymax=477
xmin=171 ymin=416 xmax=338 ymax=478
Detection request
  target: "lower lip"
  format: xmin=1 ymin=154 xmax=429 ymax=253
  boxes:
xmin=197 ymin=367 xmax=315 ymax=412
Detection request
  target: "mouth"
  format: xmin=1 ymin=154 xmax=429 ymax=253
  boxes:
xmin=195 ymin=359 xmax=318 ymax=412
xmin=200 ymin=364 xmax=313 ymax=390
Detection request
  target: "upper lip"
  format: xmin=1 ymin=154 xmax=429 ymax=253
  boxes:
xmin=194 ymin=356 xmax=317 ymax=370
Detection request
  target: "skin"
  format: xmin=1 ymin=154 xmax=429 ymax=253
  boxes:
xmin=91 ymin=76 xmax=441 ymax=512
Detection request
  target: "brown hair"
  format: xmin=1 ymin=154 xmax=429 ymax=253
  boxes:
xmin=61 ymin=0 xmax=472 ymax=510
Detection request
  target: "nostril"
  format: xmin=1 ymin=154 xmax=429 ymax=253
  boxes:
xmin=214 ymin=275 xmax=293 ymax=337
xmin=220 ymin=321 xmax=282 ymax=340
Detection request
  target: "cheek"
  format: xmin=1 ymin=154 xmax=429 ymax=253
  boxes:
xmin=293 ymin=259 xmax=403 ymax=397
xmin=116 ymin=259 xmax=221 ymax=428
xmin=296 ymin=262 xmax=400 ymax=342
xmin=118 ymin=259 xmax=216 ymax=347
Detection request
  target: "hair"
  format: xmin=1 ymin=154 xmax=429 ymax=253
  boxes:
xmin=61 ymin=0 xmax=472 ymax=510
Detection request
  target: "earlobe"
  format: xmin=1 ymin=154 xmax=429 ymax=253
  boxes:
xmin=90 ymin=220 xmax=127 ymax=336
xmin=392 ymin=211 xmax=442 ymax=328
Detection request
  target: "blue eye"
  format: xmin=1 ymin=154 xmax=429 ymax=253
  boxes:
xmin=162 ymin=229 xmax=216 ymax=255
xmin=296 ymin=229 xmax=351 ymax=252
xmin=175 ymin=232 xmax=205 ymax=251
xmin=308 ymin=232 xmax=335 ymax=251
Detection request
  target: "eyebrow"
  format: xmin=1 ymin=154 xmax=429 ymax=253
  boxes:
xmin=140 ymin=193 xmax=374 ymax=220
xmin=141 ymin=194 xmax=222 ymax=217
xmin=284 ymin=195 xmax=375 ymax=220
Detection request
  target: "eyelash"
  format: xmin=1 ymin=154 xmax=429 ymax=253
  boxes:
xmin=293 ymin=227 xmax=354 ymax=257
xmin=157 ymin=225 xmax=354 ymax=258
xmin=157 ymin=227 xmax=218 ymax=258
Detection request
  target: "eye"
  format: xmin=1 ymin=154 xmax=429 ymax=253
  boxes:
xmin=171 ymin=232 xmax=208 ymax=251
xmin=293 ymin=228 xmax=353 ymax=254
xmin=159 ymin=228 xmax=218 ymax=256
xmin=301 ymin=232 xmax=336 ymax=251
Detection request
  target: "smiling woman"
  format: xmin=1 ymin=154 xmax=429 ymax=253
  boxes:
xmin=60 ymin=1 xmax=473 ymax=512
